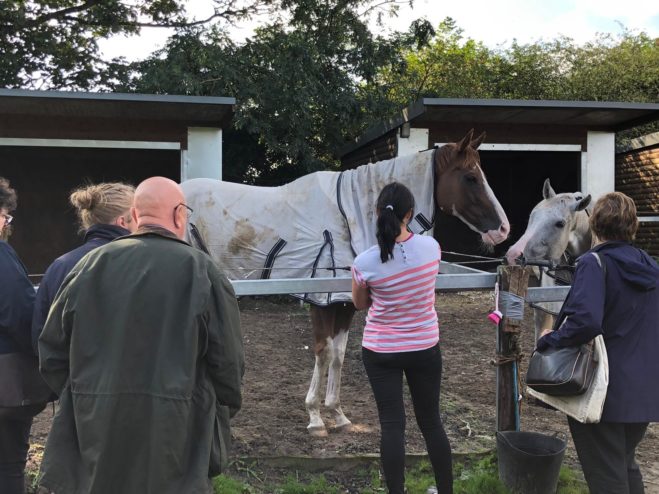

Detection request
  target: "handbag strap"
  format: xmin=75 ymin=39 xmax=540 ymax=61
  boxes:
xmin=552 ymin=251 xmax=607 ymax=332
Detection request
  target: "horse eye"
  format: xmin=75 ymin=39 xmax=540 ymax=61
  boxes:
xmin=555 ymin=220 xmax=566 ymax=228
xmin=465 ymin=174 xmax=478 ymax=184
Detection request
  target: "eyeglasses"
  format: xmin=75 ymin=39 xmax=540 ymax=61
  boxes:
xmin=173 ymin=203 xmax=193 ymax=224
xmin=175 ymin=203 xmax=194 ymax=215
xmin=2 ymin=214 xmax=13 ymax=225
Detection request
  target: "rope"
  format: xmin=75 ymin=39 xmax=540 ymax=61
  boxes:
xmin=490 ymin=354 xmax=522 ymax=366
xmin=442 ymin=250 xmax=502 ymax=261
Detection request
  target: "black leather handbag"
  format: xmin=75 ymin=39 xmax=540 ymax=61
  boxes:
xmin=526 ymin=341 xmax=598 ymax=396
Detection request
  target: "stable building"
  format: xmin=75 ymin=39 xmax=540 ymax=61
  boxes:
xmin=0 ymin=89 xmax=235 ymax=275
xmin=340 ymin=98 xmax=659 ymax=260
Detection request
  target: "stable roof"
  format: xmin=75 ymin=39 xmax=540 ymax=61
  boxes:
xmin=0 ymin=88 xmax=235 ymax=127
xmin=340 ymin=98 xmax=659 ymax=156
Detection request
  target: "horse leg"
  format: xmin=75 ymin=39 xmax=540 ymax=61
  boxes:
xmin=324 ymin=303 xmax=356 ymax=431
xmin=305 ymin=305 xmax=333 ymax=437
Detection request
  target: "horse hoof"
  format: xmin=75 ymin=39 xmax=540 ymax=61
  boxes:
xmin=308 ymin=426 xmax=328 ymax=438
xmin=333 ymin=422 xmax=353 ymax=433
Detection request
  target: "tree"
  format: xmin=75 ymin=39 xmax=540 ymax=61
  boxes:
xmin=0 ymin=0 xmax=270 ymax=89
xmin=381 ymin=20 xmax=658 ymax=105
xmin=132 ymin=1 xmax=431 ymax=184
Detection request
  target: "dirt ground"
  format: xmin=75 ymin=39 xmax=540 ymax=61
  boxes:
xmin=29 ymin=292 xmax=659 ymax=492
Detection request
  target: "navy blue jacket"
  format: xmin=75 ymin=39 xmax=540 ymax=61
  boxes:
xmin=0 ymin=241 xmax=35 ymax=354
xmin=537 ymin=241 xmax=659 ymax=422
xmin=31 ymin=224 xmax=130 ymax=353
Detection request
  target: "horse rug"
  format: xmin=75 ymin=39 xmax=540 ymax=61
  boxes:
xmin=182 ymin=150 xmax=436 ymax=305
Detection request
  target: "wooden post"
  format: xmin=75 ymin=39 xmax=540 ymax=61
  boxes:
xmin=496 ymin=265 xmax=531 ymax=432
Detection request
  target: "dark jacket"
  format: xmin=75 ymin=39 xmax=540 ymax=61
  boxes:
xmin=537 ymin=241 xmax=659 ymax=422
xmin=38 ymin=228 xmax=244 ymax=494
xmin=31 ymin=224 xmax=129 ymax=353
xmin=0 ymin=240 xmax=35 ymax=355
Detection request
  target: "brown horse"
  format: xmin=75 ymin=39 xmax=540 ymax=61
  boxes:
xmin=182 ymin=129 xmax=510 ymax=436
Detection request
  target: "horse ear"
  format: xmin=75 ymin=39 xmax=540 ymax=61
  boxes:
xmin=458 ymin=129 xmax=474 ymax=152
xmin=542 ymin=178 xmax=556 ymax=199
xmin=574 ymin=194 xmax=591 ymax=212
xmin=470 ymin=131 xmax=486 ymax=150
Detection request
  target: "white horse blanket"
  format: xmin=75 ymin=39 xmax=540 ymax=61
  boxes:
xmin=182 ymin=150 xmax=436 ymax=305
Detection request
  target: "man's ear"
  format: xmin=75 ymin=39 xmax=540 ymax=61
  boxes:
xmin=130 ymin=207 xmax=138 ymax=225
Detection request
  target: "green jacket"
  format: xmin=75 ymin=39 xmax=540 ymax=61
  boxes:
xmin=38 ymin=228 xmax=244 ymax=494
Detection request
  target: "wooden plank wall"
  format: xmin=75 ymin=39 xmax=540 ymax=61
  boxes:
xmin=616 ymin=144 xmax=659 ymax=257
xmin=340 ymin=129 xmax=398 ymax=170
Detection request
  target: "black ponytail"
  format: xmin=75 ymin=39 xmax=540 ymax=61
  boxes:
xmin=375 ymin=182 xmax=415 ymax=263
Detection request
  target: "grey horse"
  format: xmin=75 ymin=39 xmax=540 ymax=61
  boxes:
xmin=505 ymin=179 xmax=592 ymax=340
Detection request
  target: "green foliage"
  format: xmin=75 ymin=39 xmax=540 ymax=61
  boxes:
xmin=453 ymin=454 xmax=509 ymax=494
xmin=383 ymin=18 xmax=659 ymax=106
xmin=273 ymin=474 xmax=340 ymax=494
xmin=557 ymin=466 xmax=589 ymax=494
xmin=0 ymin=0 xmax=269 ymax=89
xmin=131 ymin=1 xmax=431 ymax=184
xmin=213 ymin=473 xmax=254 ymax=493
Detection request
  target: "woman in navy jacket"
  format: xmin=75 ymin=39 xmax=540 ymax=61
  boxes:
xmin=31 ymin=182 xmax=136 ymax=353
xmin=0 ymin=177 xmax=46 ymax=494
xmin=537 ymin=192 xmax=659 ymax=494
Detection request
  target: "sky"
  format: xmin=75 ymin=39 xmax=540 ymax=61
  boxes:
xmin=99 ymin=0 xmax=659 ymax=61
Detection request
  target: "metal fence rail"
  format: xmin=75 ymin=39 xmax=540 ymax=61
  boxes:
xmin=231 ymin=262 xmax=570 ymax=303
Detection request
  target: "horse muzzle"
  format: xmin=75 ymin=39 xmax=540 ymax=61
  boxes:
xmin=481 ymin=221 xmax=510 ymax=246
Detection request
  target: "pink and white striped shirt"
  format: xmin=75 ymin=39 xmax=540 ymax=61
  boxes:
xmin=352 ymin=234 xmax=441 ymax=353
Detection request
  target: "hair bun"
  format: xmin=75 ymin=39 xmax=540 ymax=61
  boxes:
xmin=70 ymin=186 xmax=101 ymax=211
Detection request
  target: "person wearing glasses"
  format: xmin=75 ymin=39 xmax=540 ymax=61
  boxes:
xmin=32 ymin=182 xmax=136 ymax=354
xmin=36 ymin=177 xmax=244 ymax=494
xmin=0 ymin=177 xmax=50 ymax=494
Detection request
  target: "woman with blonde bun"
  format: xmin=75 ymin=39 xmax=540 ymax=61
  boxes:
xmin=31 ymin=183 xmax=136 ymax=353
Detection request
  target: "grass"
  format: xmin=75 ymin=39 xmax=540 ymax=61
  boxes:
xmin=211 ymin=453 xmax=589 ymax=494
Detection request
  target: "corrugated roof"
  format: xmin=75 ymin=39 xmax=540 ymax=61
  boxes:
xmin=340 ymin=98 xmax=659 ymax=157
xmin=0 ymin=89 xmax=235 ymax=127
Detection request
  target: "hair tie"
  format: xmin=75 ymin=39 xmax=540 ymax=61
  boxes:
xmin=385 ymin=205 xmax=394 ymax=211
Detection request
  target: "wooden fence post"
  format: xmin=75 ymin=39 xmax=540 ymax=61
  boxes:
xmin=496 ymin=265 xmax=532 ymax=432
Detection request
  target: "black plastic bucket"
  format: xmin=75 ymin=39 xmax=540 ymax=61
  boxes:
xmin=496 ymin=431 xmax=567 ymax=494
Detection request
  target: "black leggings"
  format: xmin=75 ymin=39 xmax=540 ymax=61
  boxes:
xmin=362 ymin=344 xmax=453 ymax=494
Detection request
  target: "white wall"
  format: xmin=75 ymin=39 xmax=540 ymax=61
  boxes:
xmin=397 ymin=127 xmax=429 ymax=157
xmin=581 ymin=131 xmax=615 ymax=201
xmin=182 ymin=127 xmax=223 ymax=181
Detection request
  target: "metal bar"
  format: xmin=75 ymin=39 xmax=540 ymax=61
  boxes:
xmin=232 ymin=273 xmax=499 ymax=296
xmin=439 ymin=262 xmax=490 ymax=274
xmin=526 ymin=286 xmax=570 ymax=303
xmin=232 ymin=276 xmax=570 ymax=300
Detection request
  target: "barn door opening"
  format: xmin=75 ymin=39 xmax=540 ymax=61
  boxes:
xmin=0 ymin=145 xmax=180 ymax=276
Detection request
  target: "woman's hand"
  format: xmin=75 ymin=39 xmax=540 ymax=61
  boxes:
xmin=539 ymin=328 xmax=553 ymax=338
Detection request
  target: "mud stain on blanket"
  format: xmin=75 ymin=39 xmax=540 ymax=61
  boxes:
xmin=229 ymin=220 xmax=258 ymax=255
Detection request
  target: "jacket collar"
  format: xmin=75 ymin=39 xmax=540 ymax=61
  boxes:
xmin=83 ymin=224 xmax=131 ymax=243
xmin=127 ymin=224 xmax=190 ymax=246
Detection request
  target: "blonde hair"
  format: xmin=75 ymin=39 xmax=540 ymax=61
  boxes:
xmin=70 ymin=182 xmax=135 ymax=231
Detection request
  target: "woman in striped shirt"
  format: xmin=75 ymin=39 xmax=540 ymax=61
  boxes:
xmin=352 ymin=182 xmax=452 ymax=494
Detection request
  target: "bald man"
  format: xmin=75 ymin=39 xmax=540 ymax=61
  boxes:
xmin=37 ymin=177 xmax=244 ymax=494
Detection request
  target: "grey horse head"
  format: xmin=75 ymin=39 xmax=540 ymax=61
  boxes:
xmin=506 ymin=179 xmax=592 ymax=265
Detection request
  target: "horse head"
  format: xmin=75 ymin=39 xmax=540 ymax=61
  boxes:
xmin=505 ymin=179 xmax=592 ymax=265
xmin=433 ymin=129 xmax=510 ymax=247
